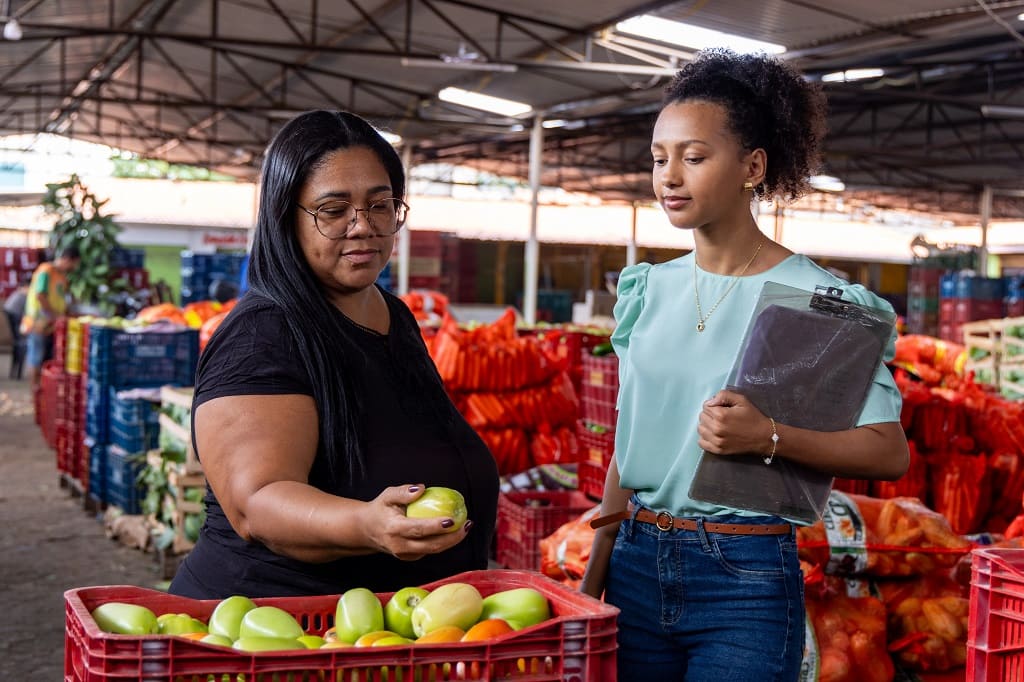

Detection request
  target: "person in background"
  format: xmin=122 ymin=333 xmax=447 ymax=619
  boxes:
xmin=169 ymin=110 xmax=499 ymax=599
xmin=21 ymin=246 xmax=80 ymax=390
xmin=580 ymin=50 xmax=910 ymax=681
xmin=4 ymin=273 xmax=31 ymax=379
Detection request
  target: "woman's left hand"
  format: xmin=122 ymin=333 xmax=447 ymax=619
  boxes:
xmin=697 ymin=389 xmax=772 ymax=456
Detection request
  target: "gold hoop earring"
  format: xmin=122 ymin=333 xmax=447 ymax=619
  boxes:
xmin=743 ymin=182 xmax=754 ymax=191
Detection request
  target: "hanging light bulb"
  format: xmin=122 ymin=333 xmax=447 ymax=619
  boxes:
xmin=2 ymin=18 xmax=21 ymax=40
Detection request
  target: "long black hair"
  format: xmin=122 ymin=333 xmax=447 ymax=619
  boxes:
xmin=247 ymin=110 xmax=427 ymax=485
xmin=663 ymin=49 xmax=828 ymax=201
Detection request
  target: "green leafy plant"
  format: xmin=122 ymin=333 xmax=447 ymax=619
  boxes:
xmin=42 ymin=173 xmax=123 ymax=306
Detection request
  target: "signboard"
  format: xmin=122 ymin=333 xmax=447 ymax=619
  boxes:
xmin=201 ymin=231 xmax=249 ymax=248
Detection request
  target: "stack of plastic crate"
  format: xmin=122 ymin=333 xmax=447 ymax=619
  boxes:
xmin=180 ymin=251 xmax=246 ymax=304
xmin=938 ymin=273 xmax=1005 ymax=344
xmin=577 ymin=351 xmax=618 ymax=501
xmin=85 ymin=323 xmax=199 ymax=513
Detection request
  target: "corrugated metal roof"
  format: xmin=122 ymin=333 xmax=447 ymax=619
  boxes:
xmin=0 ymin=0 xmax=1021 ymax=217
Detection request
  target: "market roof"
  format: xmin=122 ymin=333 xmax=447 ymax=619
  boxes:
xmin=0 ymin=0 xmax=1022 ymax=219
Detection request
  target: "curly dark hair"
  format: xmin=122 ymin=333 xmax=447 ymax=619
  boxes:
xmin=663 ymin=49 xmax=827 ymax=201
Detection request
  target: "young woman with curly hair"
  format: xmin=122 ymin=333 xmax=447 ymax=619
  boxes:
xmin=581 ymin=50 xmax=909 ymax=681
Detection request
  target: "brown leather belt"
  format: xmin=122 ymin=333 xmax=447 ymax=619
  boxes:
xmin=590 ymin=507 xmax=792 ymax=536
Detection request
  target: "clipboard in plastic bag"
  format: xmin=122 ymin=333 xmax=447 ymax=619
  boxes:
xmin=688 ymin=281 xmax=897 ymax=523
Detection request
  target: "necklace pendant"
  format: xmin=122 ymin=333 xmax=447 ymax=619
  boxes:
xmin=696 ymin=321 xmax=705 ymax=332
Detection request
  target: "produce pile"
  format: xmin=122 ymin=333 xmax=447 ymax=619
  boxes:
xmin=90 ymin=581 xmax=552 ymax=652
xmin=133 ymin=299 xmax=236 ymax=351
xmin=426 ymin=310 xmax=581 ymax=474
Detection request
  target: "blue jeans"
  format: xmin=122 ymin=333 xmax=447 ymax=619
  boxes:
xmin=605 ymin=502 xmax=805 ymax=682
xmin=25 ymin=331 xmax=52 ymax=369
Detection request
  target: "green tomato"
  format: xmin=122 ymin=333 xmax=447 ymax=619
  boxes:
xmin=334 ymin=587 xmax=384 ymax=644
xmin=208 ymin=595 xmax=258 ymax=641
xmin=479 ymin=588 xmax=550 ymax=629
xmin=384 ymin=587 xmax=430 ymax=639
xmin=157 ymin=613 xmax=208 ymax=635
xmin=372 ymin=635 xmax=413 ymax=647
xmin=296 ymin=634 xmax=325 ymax=649
xmin=200 ymin=633 xmax=234 ymax=648
xmin=238 ymin=606 xmax=304 ymax=640
xmin=410 ymin=583 xmax=482 ymax=638
xmin=405 ymin=487 xmax=467 ymax=533
xmin=91 ymin=602 xmax=159 ymax=635
xmin=231 ymin=636 xmax=306 ymax=652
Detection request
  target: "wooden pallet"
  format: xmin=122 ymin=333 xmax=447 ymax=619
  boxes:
xmin=1000 ymin=316 xmax=1024 ymax=363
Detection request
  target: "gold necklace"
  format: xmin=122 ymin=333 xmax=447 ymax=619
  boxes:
xmin=694 ymin=240 xmax=764 ymax=332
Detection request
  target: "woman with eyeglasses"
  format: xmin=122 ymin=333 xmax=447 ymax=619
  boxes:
xmin=169 ymin=110 xmax=499 ymax=599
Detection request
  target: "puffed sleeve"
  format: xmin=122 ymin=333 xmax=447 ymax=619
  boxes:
xmin=610 ymin=263 xmax=651 ymax=356
xmin=840 ymin=284 xmax=903 ymax=426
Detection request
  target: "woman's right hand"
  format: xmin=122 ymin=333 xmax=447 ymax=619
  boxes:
xmin=361 ymin=484 xmax=473 ymax=561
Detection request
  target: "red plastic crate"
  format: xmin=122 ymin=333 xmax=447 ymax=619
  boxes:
xmin=497 ymin=491 xmax=598 ymax=571
xmin=580 ymin=354 xmax=618 ymax=430
xmin=40 ymin=360 xmax=61 ymax=449
xmin=832 ymin=478 xmax=870 ymax=496
xmin=65 ymin=569 xmax=618 ymax=682
xmin=54 ymin=316 xmax=69 ymax=369
xmin=968 ymin=547 xmax=1024 ymax=680
xmin=578 ymin=462 xmax=606 ymax=502
xmin=576 ymin=421 xmax=614 ymax=502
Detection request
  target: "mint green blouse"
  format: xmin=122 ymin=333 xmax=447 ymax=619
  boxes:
xmin=611 ymin=253 xmax=902 ymax=519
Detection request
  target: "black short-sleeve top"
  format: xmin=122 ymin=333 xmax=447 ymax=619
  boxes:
xmin=169 ymin=289 xmax=499 ymax=598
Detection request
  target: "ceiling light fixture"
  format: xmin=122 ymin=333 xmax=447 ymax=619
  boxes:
xmin=400 ymin=57 xmax=518 ymax=73
xmin=616 ymin=15 xmax=785 ymax=54
xmin=981 ymin=104 xmax=1024 ymax=120
xmin=821 ymin=68 xmax=885 ymax=83
xmin=2 ymin=17 xmax=22 ymax=40
xmin=437 ymin=87 xmax=532 ymax=117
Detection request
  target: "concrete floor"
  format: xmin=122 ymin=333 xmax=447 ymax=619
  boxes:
xmin=0 ymin=352 xmax=161 ymax=680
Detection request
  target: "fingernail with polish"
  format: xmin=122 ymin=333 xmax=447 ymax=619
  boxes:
xmin=441 ymin=519 xmax=454 ymax=528
xmin=408 ymin=485 xmax=420 ymax=493
xmin=463 ymin=520 xmax=474 ymax=533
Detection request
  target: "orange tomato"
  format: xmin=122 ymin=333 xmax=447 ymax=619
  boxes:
xmin=460 ymin=619 xmax=513 ymax=642
xmin=415 ymin=625 xmax=465 ymax=644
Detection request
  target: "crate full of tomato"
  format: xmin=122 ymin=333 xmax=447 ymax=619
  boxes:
xmin=66 ymin=570 xmax=618 ymax=681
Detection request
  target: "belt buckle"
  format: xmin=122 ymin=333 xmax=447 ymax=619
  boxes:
xmin=655 ymin=511 xmax=674 ymax=531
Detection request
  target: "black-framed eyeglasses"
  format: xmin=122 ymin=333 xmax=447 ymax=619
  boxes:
xmin=298 ymin=198 xmax=409 ymax=239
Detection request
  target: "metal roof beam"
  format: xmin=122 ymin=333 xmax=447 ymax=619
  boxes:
xmin=44 ymin=0 xmax=179 ymax=134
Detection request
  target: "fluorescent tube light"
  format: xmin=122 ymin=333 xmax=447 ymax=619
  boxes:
xmin=616 ymin=15 xmax=785 ymax=54
xmin=821 ymin=68 xmax=885 ymax=83
xmin=542 ymin=119 xmax=567 ymax=128
xmin=401 ymin=57 xmax=518 ymax=73
xmin=437 ymin=87 xmax=532 ymax=117
xmin=809 ymin=175 xmax=845 ymax=192
xmin=981 ymin=105 xmax=1024 ymax=120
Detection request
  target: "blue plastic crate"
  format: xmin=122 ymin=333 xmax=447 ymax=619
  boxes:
xmin=109 ymin=420 xmax=159 ymax=454
xmin=105 ymin=444 xmax=145 ymax=514
xmin=939 ymin=273 xmax=958 ymax=299
xmin=955 ymin=275 xmax=1005 ymax=301
xmin=109 ymin=389 xmax=160 ymax=429
xmin=88 ymin=325 xmax=198 ymax=388
xmin=86 ymin=439 xmax=106 ymax=501
xmin=84 ymin=379 xmax=110 ymax=442
xmin=110 ymin=248 xmax=146 ymax=270
xmin=1005 ymin=275 xmax=1024 ymax=300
